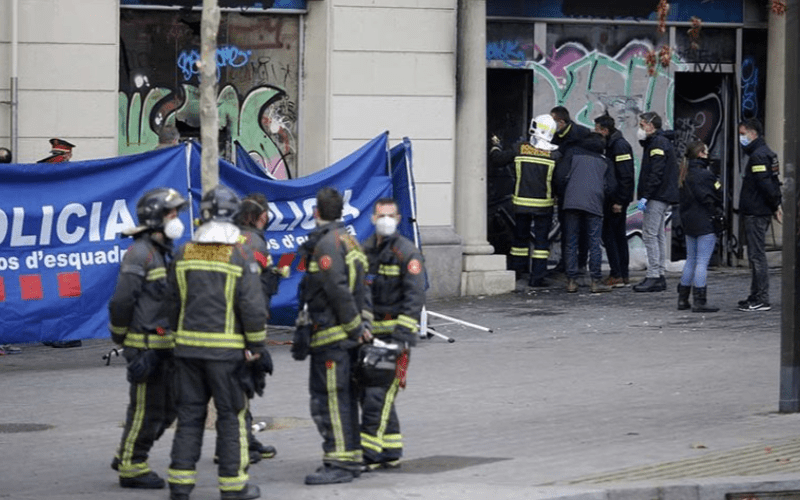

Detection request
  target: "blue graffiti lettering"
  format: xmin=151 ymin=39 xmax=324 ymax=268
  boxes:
xmin=486 ymin=40 xmax=526 ymax=65
xmin=741 ymin=57 xmax=759 ymax=119
xmin=177 ymin=45 xmax=253 ymax=82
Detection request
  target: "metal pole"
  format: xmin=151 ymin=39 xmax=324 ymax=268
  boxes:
xmin=780 ymin=0 xmax=800 ymax=413
xmin=200 ymin=0 xmax=220 ymax=194
xmin=11 ymin=0 xmax=19 ymax=157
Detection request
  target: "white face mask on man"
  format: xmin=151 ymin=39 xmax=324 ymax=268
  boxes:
xmin=374 ymin=215 xmax=398 ymax=236
xmin=636 ymin=127 xmax=648 ymax=141
xmin=164 ymin=217 xmax=185 ymax=240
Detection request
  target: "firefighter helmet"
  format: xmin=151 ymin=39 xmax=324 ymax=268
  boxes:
xmin=125 ymin=187 xmax=188 ymax=235
xmin=529 ymin=114 xmax=558 ymax=151
xmin=200 ymin=185 xmax=241 ymax=223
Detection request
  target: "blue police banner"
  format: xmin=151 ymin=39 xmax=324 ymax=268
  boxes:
xmin=234 ymin=141 xmax=277 ymax=180
xmin=390 ymin=137 xmax=419 ymax=245
xmin=0 ymin=146 xmax=191 ymax=344
xmin=189 ymin=132 xmax=393 ymax=325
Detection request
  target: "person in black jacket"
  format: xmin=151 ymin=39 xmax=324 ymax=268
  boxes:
xmin=594 ymin=113 xmax=635 ymax=287
xmin=296 ymin=187 xmax=372 ymax=485
xmin=361 ymin=198 xmax=425 ymax=470
xmin=555 ymin=133 xmax=615 ymax=293
xmin=551 ymin=106 xmax=592 ymax=277
xmin=109 ymin=187 xmax=187 ymax=490
xmin=167 ymin=185 xmax=268 ymax=500
xmin=677 ymin=141 xmax=722 ymax=313
xmin=233 ymin=193 xmax=283 ymax=465
xmin=737 ymin=118 xmax=783 ymax=312
xmin=633 ymin=112 xmax=679 ymax=292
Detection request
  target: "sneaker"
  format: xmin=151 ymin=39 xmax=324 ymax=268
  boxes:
xmin=220 ymin=483 xmax=261 ymax=500
xmin=738 ymin=301 xmax=771 ymax=312
xmin=738 ymin=296 xmax=756 ymax=308
xmin=119 ymin=471 xmax=166 ymax=489
xmin=304 ymin=464 xmax=355 ymax=485
xmin=591 ymin=280 xmax=612 ymax=293
xmin=604 ymin=276 xmax=626 ymax=288
xmin=566 ymin=279 xmax=579 ymax=293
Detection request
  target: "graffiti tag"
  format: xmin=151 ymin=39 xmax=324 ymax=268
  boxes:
xmin=177 ymin=45 xmax=253 ymax=81
xmin=741 ymin=57 xmax=759 ymax=120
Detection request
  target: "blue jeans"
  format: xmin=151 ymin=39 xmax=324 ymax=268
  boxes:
xmin=743 ymin=215 xmax=771 ymax=303
xmin=680 ymin=233 xmax=716 ymax=288
xmin=642 ymin=199 xmax=669 ymax=278
xmin=564 ymin=210 xmax=603 ymax=280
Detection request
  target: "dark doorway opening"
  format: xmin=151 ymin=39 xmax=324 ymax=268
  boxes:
xmin=486 ymin=68 xmax=532 ymax=256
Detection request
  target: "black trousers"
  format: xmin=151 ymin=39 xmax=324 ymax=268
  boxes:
xmin=168 ymin=357 xmax=250 ymax=496
xmin=115 ymin=353 xmax=176 ymax=479
xmin=602 ymin=205 xmax=630 ymax=279
xmin=359 ymin=354 xmax=407 ymax=463
xmin=309 ymin=345 xmax=362 ymax=470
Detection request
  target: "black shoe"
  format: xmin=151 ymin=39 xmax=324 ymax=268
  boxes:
xmin=528 ymin=278 xmax=549 ymax=288
xmin=738 ymin=296 xmax=756 ymax=307
xmin=170 ymin=493 xmax=190 ymax=500
xmin=738 ymin=301 xmax=771 ymax=312
xmin=221 ymin=483 xmax=260 ymax=500
xmin=250 ymin=441 xmax=276 ymax=460
xmin=119 ymin=471 xmax=166 ymax=489
xmin=655 ymin=275 xmax=667 ymax=291
xmin=633 ymin=277 xmax=663 ymax=292
xmin=110 ymin=456 xmax=120 ymax=471
xmin=45 ymin=340 xmax=82 ymax=348
xmin=304 ymin=464 xmax=355 ymax=485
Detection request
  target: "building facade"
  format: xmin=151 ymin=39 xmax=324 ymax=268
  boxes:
xmin=0 ymin=0 xmax=786 ymax=299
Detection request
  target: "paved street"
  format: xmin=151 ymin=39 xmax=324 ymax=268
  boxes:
xmin=3 ymin=267 xmax=800 ymax=500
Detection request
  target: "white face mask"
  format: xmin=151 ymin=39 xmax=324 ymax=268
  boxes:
xmin=739 ymin=134 xmax=752 ymax=147
xmin=163 ymin=217 xmax=185 ymax=240
xmin=374 ymin=216 xmax=398 ymax=236
xmin=636 ymin=127 xmax=648 ymax=141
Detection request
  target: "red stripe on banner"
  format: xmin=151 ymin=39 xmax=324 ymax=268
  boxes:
xmin=277 ymin=253 xmax=295 ymax=269
xmin=19 ymin=275 xmax=44 ymax=301
xmin=0 ymin=277 xmax=5 ymax=302
xmin=58 ymin=272 xmax=82 ymax=298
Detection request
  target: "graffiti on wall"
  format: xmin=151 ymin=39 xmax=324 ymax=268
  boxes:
xmin=119 ymin=11 xmax=298 ymax=179
xmin=673 ymin=92 xmax=722 ymax=159
xmin=741 ymin=57 xmax=760 ymax=120
xmin=119 ymin=84 xmax=294 ymax=179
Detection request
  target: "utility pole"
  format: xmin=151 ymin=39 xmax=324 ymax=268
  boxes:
xmin=780 ymin=0 xmax=800 ymax=413
xmin=200 ymin=0 xmax=220 ymax=194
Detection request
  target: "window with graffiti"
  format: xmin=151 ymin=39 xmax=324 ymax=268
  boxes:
xmin=119 ymin=9 xmax=299 ymax=179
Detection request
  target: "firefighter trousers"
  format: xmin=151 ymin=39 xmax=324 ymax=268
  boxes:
xmin=115 ymin=354 xmax=176 ymax=479
xmin=360 ymin=377 xmax=404 ymax=463
xmin=309 ymin=345 xmax=363 ymax=470
xmin=168 ymin=357 xmax=250 ymax=496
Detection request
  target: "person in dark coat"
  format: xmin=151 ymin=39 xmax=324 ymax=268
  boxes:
xmin=736 ymin=118 xmax=783 ymax=312
xmin=594 ymin=113 xmax=635 ymax=287
xmin=676 ymin=141 xmax=722 ymax=313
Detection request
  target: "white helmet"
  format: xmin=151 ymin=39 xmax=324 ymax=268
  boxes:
xmin=529 ymin=114 xmax=558 ymax=151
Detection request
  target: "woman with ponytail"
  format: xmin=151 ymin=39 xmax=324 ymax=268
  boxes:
xmin=677 ymin=140 xmax=723 ymax=312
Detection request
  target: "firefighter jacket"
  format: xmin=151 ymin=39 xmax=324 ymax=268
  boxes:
xmin=679 ymin=158 xmax=723 ymax=237
xmin=108 ymin=233 xmax=174 ymax=350
xmin=739 ymin=137 xmax=782 ymax=216
xmin=299 ymin=221 xmax=371 ymax=351
xmin=605 ymin=129 xmax=636 ymax=207
xmin=238 ymin=226 xmax=280 ymax=311
xmin=167 ymin=221 xmax=267 ymax=362
xmin=512 ymin=143 xmax=558 ymax=215
xmin=363 ymin=231 xmax=425 ymax=346
xmin=637 ymin=129 xmax=679 ymax=204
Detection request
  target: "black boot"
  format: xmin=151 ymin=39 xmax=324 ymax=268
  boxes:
xmin=677 ymin=284 xmax=691 ymax=310
xmin=692 ymin=287 xmax=719 ymax=313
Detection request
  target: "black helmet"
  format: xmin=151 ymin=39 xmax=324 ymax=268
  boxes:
xmin=134 ymin=187 xmax=188 ymax=231
xmin=200 ymin=185 xmax=241 ymax=223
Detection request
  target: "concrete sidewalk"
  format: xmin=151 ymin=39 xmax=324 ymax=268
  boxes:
xmin=2 ymin=267 xmax=799 ymax=500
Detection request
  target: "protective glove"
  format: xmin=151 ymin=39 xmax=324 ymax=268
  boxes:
xmin=247 ymin=344 xmax=273 ymax=375
xmin=292 ymin=305 xmax=312 ymax=361
xmin=637 ymin=198 xmax=648 ymax=212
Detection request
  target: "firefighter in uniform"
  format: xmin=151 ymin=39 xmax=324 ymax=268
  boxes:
xmin=108 ymin=187 xmax=188 ymax=489
xmin=360 ymin=198 xmax=425 ymax=470
xmin=233 ymin=193 xmax=285 ymax=464
xmin=509 ymin=114 xmax=560 ymax=287
xmin=167 ymin=185 xmax=268 ymax=500
xmin=294 ymin=187 xmax=372 ymax=485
